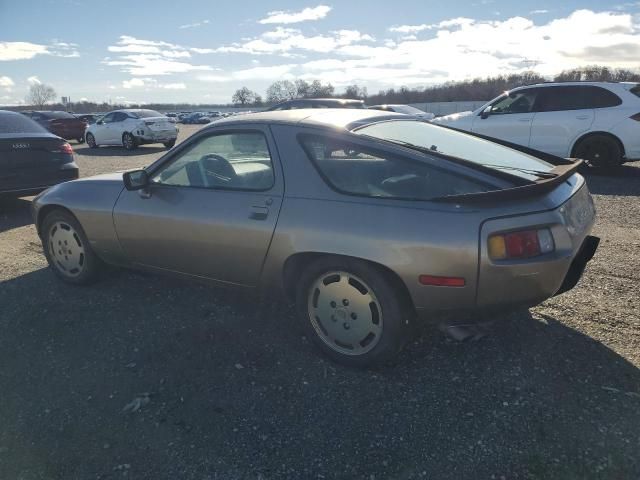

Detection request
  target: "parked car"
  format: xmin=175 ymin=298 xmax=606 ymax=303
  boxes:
xmin=0 ymin=110 xmax=78 ymax=197
xmin=75 ymin=113 xmax=100 ymax=124
xmin=266 ymin=98 xmax=365 ymax=111
xmin=32 ymin=109 xmax=598 ymax=367
xmin=22 ymin=110 xmax=87 ymax=143
xmin=181 ymin=112 xmax=209 ymax=124
xmin=432 ymin=82 xmax=640 ymax=168
xmin=369 ymin=104 xmax=435 ymax=120
xmin=85 ymin=109 xmax=178 ymax=150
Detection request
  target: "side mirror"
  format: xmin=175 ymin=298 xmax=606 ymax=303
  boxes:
xmin=480 ymin=107 xmax=492 ymax=119
xmin=96 ymin=120 xmax=104 ymax=125
xmin=123 ymin=169 xmax=149 ymax=191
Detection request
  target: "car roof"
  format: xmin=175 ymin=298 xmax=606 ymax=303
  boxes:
xmin=511 ymin=81 xmax=623 ymax=91
xmin=201 ymin=108 xmax=405 ymax=130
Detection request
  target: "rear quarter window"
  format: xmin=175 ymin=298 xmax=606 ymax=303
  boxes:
xmin=630 ymin=84 xmax=640 ymax=98
xmin=298 ymin=134 xmax=492 ymax=201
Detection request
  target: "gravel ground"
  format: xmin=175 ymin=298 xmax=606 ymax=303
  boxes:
xmin=0 ymin=125 xmax=639 ymax=479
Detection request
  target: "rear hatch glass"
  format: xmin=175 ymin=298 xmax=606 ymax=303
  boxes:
xmin=0 ymin=113 xmax=47 ymax=134
xmin=354 ymin=120 xmax=555 ymax=182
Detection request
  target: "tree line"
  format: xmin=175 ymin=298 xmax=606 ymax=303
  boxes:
xmin=232 ymin=65 xmax=640 ymax=106
xmin=7 ymin=64 xmax=640 ymax=112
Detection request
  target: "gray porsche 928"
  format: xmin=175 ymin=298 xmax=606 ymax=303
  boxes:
xmin=32 ymin=109 xmax=599 ymax=366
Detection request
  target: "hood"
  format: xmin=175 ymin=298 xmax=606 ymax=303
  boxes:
xmin=432 ymin=111 xmax=474 ymax=123
xmin=74 ymin=172 xmax=128 ymax=184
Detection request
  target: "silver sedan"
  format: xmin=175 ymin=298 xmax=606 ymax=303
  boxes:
xmin=32 ymin=109 xmax=599 ymax=367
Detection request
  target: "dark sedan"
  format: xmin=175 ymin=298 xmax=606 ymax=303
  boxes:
xmin=0 ymin=110 xmax=79 ymax=197
xmin=22 ymin=110 xmax=87 ymax=143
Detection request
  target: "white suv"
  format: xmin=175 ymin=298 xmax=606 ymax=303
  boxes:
xmin=85 ymin=109 xmax=178 ymax=151
xmin=432 ymin=82 xmax=640 ymax=168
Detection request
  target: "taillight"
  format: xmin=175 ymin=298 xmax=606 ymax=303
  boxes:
xmin=52 ymin=142 xmax=74 ymax=154
xmin=630 ymin=113 xmax=640 ymax=122
xmin=144 ymin=121 xmax=155 ymax=126
xmin=488 ymin=228 xmax=554 ymax=260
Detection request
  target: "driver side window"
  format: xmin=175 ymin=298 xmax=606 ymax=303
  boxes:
xmin=489 ymin=89 xmax=538 ymax=115
xmin=151 ymin=131 xmax=274 ymax=191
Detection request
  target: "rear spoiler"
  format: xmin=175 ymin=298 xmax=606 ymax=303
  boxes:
xmin=433 ymin=159 xmax=583 ymax=204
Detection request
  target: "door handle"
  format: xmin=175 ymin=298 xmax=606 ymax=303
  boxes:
xmin=249 ymin=206 xmax=269 ymax=220
xmin=518 ymin=118 xmax=532 ymax=122
xmin=576 ymin=115 xmax=589 ymax=120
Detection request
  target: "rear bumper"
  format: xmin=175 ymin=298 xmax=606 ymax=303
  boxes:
xmin=0 ymin=163 xmax=79 ymax=196
xmin=554 ymin=235 xmax=599 ymax=295
xmin=135 ymin=132 xmax=177 ymax=145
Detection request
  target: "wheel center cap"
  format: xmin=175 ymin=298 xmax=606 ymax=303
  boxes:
xmin=334 ymin=308 xmax=347 ymax=322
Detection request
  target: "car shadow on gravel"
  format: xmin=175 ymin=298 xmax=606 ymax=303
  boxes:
xmin=1 ymin=268 xmax=639 ymax=479
xmin=74 ymin=145 xmax=167 ymax=157
xmin=0 ymin=197 xmax=33 ymax=233
xmin=583 ymin=163 xmax=640 ymax=197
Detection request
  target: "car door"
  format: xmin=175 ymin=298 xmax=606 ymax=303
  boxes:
xmin=109 ymin=112 xmax=129 ymax=144
xmin=471 ymin=88 xmax=540 ymax=147
xmin=112 ymin=125 xmax=283 ymax=286
xmin=529 ymin=86 xmax=596 ymax=158
xmin=94 ymin=112 xmax=115 ymax=144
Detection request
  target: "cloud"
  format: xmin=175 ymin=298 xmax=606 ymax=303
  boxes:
xmin=0 ymin=41 xmax=79 ymax=61
xmin=241 ymin=9 xmax=640 ymax=89
xmin=0 ymin=76 xmax=14 ymax=90
xmin=215 ymin=27 xmax=374 ymax=55
xmin=179 ymin=19 xmax=210 ymax=29
xmin=122 ymin=77 xmax=188 ymax=89
xmin=27 ymin=76 xmax=41 ymax=85
xmin=389 ymin=24 xmax=432 ymax=33
xmin=105 ymin=36 xmax=213 ymax=75
xmin=259 ymin=5 xmax=331 ymax=24
xmin=198 ymin=64 xmax=296 ymax=83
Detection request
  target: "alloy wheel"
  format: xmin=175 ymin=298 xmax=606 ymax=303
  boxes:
xmin=307 ymin=271 xmax=383 ymax=356
xmin=48 ymin=221 xmax=86 ymax=277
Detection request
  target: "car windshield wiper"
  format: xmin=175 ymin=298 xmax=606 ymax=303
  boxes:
xmin=478 ymin=163 xmax=558 ymax=179
xmin=381 ymin=138 xmax=558 ymax=180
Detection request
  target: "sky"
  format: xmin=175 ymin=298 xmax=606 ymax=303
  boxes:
xmin=1 ymin=0 xmax=639 ymax=105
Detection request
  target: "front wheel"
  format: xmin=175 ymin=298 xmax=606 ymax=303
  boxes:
xmin=86 ymin=133 xmax=98 ymax=148
xmin=573 ymin=134 xmax=622 ymax=169
xmin=41 ymin=210 xmax=103 ymax=285
xmin=122 ymin=132 xmax=138 ymax=151
xmin=296 ymin=257 xmax=411 ymax=367
xmin=163 ymin=140 xmax=176 ymax=149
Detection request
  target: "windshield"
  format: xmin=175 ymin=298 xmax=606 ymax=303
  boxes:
xmin=129 ymin=109 xmax=163 ymax=118
xmin=0 ymin=113 xmax=47 ymax=134
xmin=354 ymin=120 xmax=555 ymax=182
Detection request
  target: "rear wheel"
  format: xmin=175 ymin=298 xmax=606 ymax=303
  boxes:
xmin=41 ymin=210 xmax=103 ymax=285
xmin=573 ymin=134 xmax=622 ymax=169
xmin=122 ymin=132 xmax=138 ymax=151
xmin=86 ymin=133 xmax=98 ymax=149
xmin=163 ymin=139 xmax=176 ymax=149
xmin=296 ymin=257 xmax=411 ymax=367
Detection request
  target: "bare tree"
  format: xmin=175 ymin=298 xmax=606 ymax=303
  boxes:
xmin=232 ymin=86 xmax=260 ymax=106
xmin=266 ymin=80 xmax=297 ymax=103
xmin=343 ymin=84 xmax=367 ymax=99
xmin=26 ymin=83 xmax=57 ymax=109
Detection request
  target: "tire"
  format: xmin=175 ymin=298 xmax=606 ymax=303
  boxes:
xmin=41 ymin=209 xmax=103 ymax=285
xmin=296 ymin=257 xmax=411 ymax=368
xmin=163 ymin=140 xmax=176 ymax=149
xmin=573 ymin=134 xmax=623 ymax=169
xmin=122 ymin=132 xmax=138 ymax=151
xmin=86 ymin=133 xmax=98 ymax=149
